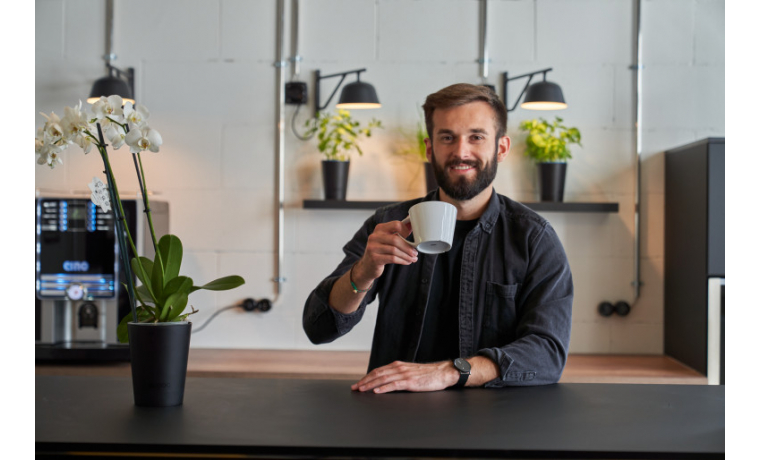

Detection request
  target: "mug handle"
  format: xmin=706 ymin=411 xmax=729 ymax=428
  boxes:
xmin=396 ymin=216 xmax=419 ymax=248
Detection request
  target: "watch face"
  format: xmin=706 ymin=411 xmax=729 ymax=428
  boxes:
xmin=454 ymin=357 xmax=471 ymax=373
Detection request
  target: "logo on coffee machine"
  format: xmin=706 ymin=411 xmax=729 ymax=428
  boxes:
xmin=63 ymin=260 xmax=90 ymax=272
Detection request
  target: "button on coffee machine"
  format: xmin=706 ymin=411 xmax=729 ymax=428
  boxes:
xmin=35 ymin=196 xmax=168 ymax=362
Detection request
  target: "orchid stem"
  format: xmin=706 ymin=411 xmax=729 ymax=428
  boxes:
xmin=96 ymin=126 xmax=138 ymax=322
xmin=131 ymin=150 xmax=163 ymax=271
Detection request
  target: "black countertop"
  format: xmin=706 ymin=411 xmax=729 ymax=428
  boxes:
xmin=36 ymin=376 xmax=724 ymax=458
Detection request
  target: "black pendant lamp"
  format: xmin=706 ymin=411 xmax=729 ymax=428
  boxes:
xmin=336 ymin=80 xmax=380 ymax=110
xmin=87 ymin=65 xmax=135 ymax=105
xmin=521 ymin=80 xmax=567 ymax=110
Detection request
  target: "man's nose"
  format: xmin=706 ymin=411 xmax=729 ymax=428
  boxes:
xmin=455 ymin=137 xmax=471 ymax=158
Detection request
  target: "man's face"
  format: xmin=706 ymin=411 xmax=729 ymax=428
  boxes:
xmin=425 ymin=101 xmax=510 ymax=202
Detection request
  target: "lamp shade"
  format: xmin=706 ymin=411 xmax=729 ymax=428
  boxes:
xmin=521 ymin=81 xmax=567 ymax=110
xmin=336 ymin=81 xmax=381 ymax=110
xmin=87 ymin=75 xmax=134 ymax=104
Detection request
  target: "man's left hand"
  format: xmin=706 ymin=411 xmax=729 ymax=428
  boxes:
xmin=351 ymin=360 xmax=458 ymax=393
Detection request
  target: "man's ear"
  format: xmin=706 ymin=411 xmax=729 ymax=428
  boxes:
xmin=425 ymin=137 xmax=433 ymax=163
xmin=497 ymin=136 xmax=511 ymax=163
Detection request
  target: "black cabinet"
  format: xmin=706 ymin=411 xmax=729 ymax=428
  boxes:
xmin=664 ymin=138 xmax=724 ymax=381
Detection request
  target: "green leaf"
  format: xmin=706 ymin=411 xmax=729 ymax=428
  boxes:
xmin=162 ymin=276 xmax=193 ymax=303
xmin=160 ymin=291 xmax=186 ymax=321
xmin=131 ymin=256 xmax=153 ymax=290
xmin=165 ymin=293 xmax=189 ymax=321
xmin=189 ymin=275 xmax=245 ymax=293
xmin=135 ymin=284 xmax=154 ymax=305
xmin=158 ymin=234 xmax=183 ymax=283
xmin=116 ymin=307 xmax=154 ymax=344
xmin=151 ymin=254 xmax=164 ymax=302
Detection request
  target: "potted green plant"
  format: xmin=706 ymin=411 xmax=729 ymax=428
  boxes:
xmin=394 ymin=114 xmax=436 ymax=194
xmin=304 ymin=108 xmax=382 ymax=200
xmin=35 ymin=96 xmax=245 ymax=407
xmin=519 ymin=116 xmax=582 ymax=202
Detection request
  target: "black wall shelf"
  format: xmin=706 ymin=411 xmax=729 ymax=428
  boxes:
xmin=303 ymin=200 xmax=618 ymax=213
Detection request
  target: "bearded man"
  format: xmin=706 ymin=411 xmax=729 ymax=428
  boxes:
xmin=303 ymin=83 xmax=573 ymax=392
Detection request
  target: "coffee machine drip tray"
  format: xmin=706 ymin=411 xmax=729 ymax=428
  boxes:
xmin=36 ymin=342 xmax=130 ymax=362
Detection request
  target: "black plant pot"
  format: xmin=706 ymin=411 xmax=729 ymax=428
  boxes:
xmin=538 ymin=162 xmax=567 ymax=202
xmin=322 ymin=160 xmax=350 ymax=200
xmin=128 ymin=322 xmax=191 ymax=407
xmin=424 ymin=162 xmax=438 ymax=194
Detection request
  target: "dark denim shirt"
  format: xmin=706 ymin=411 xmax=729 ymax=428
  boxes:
xmin=303 ymin=189 xmax=573 ymax=387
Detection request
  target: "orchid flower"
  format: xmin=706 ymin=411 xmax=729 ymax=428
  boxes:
xmin=125 ymin=126 xmax=162 ymax=153
xmin=40 ymin=111 xmax=64 ymax=141
xmin=61 ymin=101 xmax=92 ymax=142
xmin=36 ymin=142 xmax=65 ymax=169
xmin=74 ymin=132 xmax=95 ymax=154
xmin=105 ymin=124 xmax=126 ymax=149
xmin=123 ymin=102 xmax=150 ymax=128
xmin=91 ymin=95 xmax=124 ymax=121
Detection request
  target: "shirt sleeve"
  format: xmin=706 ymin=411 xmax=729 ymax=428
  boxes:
xmin=302 ymin=213 xmax=382 ymax=344
xmin=476 ymin=222 xmax=574 ymax=387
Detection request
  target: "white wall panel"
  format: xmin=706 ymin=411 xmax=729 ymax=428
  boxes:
xmin=221 ymin=0 xmax=277 ymax=60
xmin=377 ymin=0 xmax=478 ymax=63
xmin=300 ymin=0 xmax=376 ymax=63
xmin=537 ymin=0 xmax=633 ymax=65
xmin=117 ymin=0 xmax=221 ymax=61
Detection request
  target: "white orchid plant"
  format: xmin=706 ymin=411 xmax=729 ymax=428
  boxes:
xmin=35 ymin=95 xmax=245 ymax=343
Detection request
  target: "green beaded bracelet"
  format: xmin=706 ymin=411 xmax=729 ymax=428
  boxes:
xmin=349 ymin=263 xmax=372 ymax=294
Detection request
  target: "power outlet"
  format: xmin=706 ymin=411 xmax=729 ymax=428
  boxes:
xmin=285 ymin=82 xmax=308 ymax=105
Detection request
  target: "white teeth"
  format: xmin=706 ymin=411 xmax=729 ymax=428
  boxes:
xmin=452 ymin=165 xmax=471 ymax=170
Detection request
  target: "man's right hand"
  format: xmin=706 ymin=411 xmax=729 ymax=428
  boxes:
xmin=328 ymin=220 xmax=418 ymax=316
xmin=352 ymin=220 xmax=419 ymax=287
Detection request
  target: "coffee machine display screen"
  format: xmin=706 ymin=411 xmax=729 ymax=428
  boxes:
xmin=36 ymin=198 xmax=117 ymax=299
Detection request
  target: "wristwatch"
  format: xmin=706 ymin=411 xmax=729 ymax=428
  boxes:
xmin=452 ymin=357 xmax=471 ymax=388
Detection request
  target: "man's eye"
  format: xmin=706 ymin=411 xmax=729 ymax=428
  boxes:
xmin=441 ymin=136 xmax=453 ymax=142
xmin=471 ymin=135 xmax=485 ymax=142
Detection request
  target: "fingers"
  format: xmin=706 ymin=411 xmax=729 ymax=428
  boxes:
xmin=351 ymin=361 xmax=451 ymax=394
xmin=352 ymin=361 xmax=410 ymax=393
xmin=364 ymin=221 xmax=419 ymax=265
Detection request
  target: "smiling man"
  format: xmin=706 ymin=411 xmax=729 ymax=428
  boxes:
xmin=303 ymin=83 xmax=573 ymax=392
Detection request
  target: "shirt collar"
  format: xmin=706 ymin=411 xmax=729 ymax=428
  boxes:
xmin=426 ymin=187 xmax=500 ymax=234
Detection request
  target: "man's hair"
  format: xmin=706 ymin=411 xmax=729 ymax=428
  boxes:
xmin=422 ymin=83 xmax=508 ymax=140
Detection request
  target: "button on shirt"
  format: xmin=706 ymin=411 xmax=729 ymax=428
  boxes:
xmin=303 ymin=190 xmax=573 ymax=387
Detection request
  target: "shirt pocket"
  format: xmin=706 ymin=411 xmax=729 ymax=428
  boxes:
xmin=483 ymin=282 xmax=520 ymax=345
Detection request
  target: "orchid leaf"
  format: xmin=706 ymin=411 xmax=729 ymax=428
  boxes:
xmin=162 ymin=276 xmax=193 ymax=304
xmin=165 ymin=293 xmax=189 ymax=322
xmin=151 ymin=253 xmax=164 ymax=302
xmin=135 ymin=284 xmax=154 ymax=306
xmin=189 ymin=275 xmax=245 ymax=293
xmin=158 ymin=234 xmax=183 ymax=283
xmin=116 ymin=307 xmax=154 ymax=344
xmin=131 ymin=256 xmax=153 ymax=290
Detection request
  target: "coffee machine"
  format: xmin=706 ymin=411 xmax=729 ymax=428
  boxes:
xmin=35 ymin=194 xmax=168 ymax=361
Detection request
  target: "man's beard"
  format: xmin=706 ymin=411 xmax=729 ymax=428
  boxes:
xmin=430 ymin=147 xmax=499 ymax=201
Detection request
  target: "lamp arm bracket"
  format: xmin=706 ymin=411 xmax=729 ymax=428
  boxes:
xmin=318 ymin=68 xmax=367 ymax=80
xmin=317 ymin=74 xmax=347 ymax=113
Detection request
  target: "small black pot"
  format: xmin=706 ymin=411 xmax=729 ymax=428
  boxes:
xmin=538 ymin=162 xmax=567 ymax=202
xmin=424 ymin=162 xmax=438 ymax=194
xmin=322 ymin=160 xmax=350 ymax=200
xmin=128 ymin=322 xmax=191 ymax=407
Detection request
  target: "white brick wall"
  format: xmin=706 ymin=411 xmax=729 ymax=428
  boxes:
xmin=34 ymin=0 xmax=725 ymax=354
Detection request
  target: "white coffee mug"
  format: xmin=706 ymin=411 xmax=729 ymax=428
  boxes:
xmin=400 ymin=201 xmax=457 ymax=254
